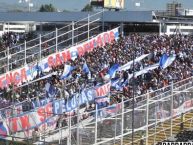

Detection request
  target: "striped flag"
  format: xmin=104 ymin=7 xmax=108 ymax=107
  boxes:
xmin=159 ymin=54 xmax=176 ymax=69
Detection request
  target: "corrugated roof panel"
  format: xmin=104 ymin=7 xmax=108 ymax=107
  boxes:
xmin=0 ymin=11 xmax=152 ymax=22
xmin=103 ymin=11 xmax=152 ymax=22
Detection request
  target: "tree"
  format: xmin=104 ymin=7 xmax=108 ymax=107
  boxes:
xmin=81 ymin=4 xmax=93 ymax=12
xmin=8 ymin=9 xmax=24 ymax=12
xmin=39 ymin=4 xmax=57 ymax=12
xmin=63 ymin=9 xmax=70 ymax=12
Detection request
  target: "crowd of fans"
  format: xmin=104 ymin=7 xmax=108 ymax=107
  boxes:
xmin=0 ymin=32 xmax=38 ymax=75
xmin=0 ymin=32 xmax=35 ymax=53
xmin=0 ymin=32 xmax=22 ymax=52
xmin=174 ymin=130 xmax=193 ymax=142
xmin=161 ymin=130 xmax=193 ymax=143
xmin=0 ymin=33 xmax=192 ymax=128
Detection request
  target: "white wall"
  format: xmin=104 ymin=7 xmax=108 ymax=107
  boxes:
xmin=178 ymin=9 xmax=193 ymax=16
xmin=166 ymin=25 xmax=193 ymax=35
xmin=0 ymin=23 xmax=36 ymax=35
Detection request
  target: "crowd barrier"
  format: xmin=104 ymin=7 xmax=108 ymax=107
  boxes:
xmin=0 ymin=76 xmax=192 ymax=145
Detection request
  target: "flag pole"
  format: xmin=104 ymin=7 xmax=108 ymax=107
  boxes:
xmin=94 ymin=104 xmax=98 ymax=144
xmin=131 ymin=42 xmax=136 ymax=145
xmin=69 ymin=113 xmax=72 ymax=145
xmin=121 ymin=95 xmax=124 ymax=145
xmin=113 ymin=102 xmax=118 ymax=145
xmin=146 ymin=91 xmax=150 ymax=145
xmin=170 ymin=80 xmax=174 ymax=136
xmin=76 ymin=83 xmax=80 ymax=145
xmin=12 ymin=84 xmax=16 ymax=142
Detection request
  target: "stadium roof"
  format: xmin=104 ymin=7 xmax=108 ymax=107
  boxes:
xmin=0 ymin=11 xmax=153 ymax=23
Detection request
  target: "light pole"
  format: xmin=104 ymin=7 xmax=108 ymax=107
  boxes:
xmin=18 ymin=0 xmax=34 ymax=12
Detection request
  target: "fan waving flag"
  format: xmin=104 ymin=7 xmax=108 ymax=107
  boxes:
xmin=108 ymin=64 xmax=120 ymax=78
xmin=45 ymin=82 xmax=57 ymax=98
xmin=60 ymin=64 xmax=73 ymax=80
xmin=83 ymin=62 xmax=92 ymax=79
xmin=83 ymin=62 xmax=90 ymax=74
xmin=159 ymin=54 xmax=176 ymax=69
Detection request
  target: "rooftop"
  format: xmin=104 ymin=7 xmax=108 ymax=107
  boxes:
xmin=0 ymin=11 xmax=153 ymax=23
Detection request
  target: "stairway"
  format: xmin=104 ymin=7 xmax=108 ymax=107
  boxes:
xmin=119 ymin=111 xmax=193 ymax=145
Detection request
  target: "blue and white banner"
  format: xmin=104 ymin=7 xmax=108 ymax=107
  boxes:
xmin=0 ymin=28 xmax=119 ymax=89
xmin=119 ymin=54 xmax=150 ymax=71
xmin=53 ymin=82 xmax=112 ymax=114
xmin=132 ymin=63 xmax=159 ymax=79
xmin=53 ymin=88 xmax=96 ymax=114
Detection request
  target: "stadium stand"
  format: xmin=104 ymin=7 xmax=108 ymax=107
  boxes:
xmin=0 ymin=33 xmax=192 ymax=127
xmin=0 ymin=33 xmax=192 ymax=104
xmin=0 ymin=19 xmax=192 ymax=144
xmin=0 ymin=32 xmax=36 ymax=52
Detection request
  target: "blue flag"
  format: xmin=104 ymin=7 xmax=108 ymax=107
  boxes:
xmin=83 ymin=63 xmax=90 ymax=74
xmin=108 ymin=64 xmax=120 ymax=78
xmin=45 ymin=83 xmax=57 ymax=98
xmin=111 ymin=78 xmax=119 ymax=87
xmin=159 ymin=54 xmax=176 ymax=69
xmin=159 ymin=54 xmax=168 ymax=68
xmin=111 ymin=78 xmax=128 ymax=91
xmin=60 ymin=65 xmax=73 ymax=80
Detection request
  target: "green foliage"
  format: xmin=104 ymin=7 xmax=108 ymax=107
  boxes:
xmin=8 ymin=9 xmax=24 ymax=12
xmin=39 ymin=4 xmax=57 ymax=12
xmin=63 ymin=9 xmax=69 ymax=12
xmin=81 ymin=4 xmax=93 ymax=12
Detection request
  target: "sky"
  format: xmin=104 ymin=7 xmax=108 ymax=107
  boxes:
xmin=0 ymin=0 xmax=193 ymax=12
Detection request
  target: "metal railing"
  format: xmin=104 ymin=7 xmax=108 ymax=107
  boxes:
xmin=0 ymin=11 xmax=103 ymax=75
xmin=2 ymin=76 xmax=193 ymax=144
xmin=30 ymin=76 xmax=193 ymax=145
